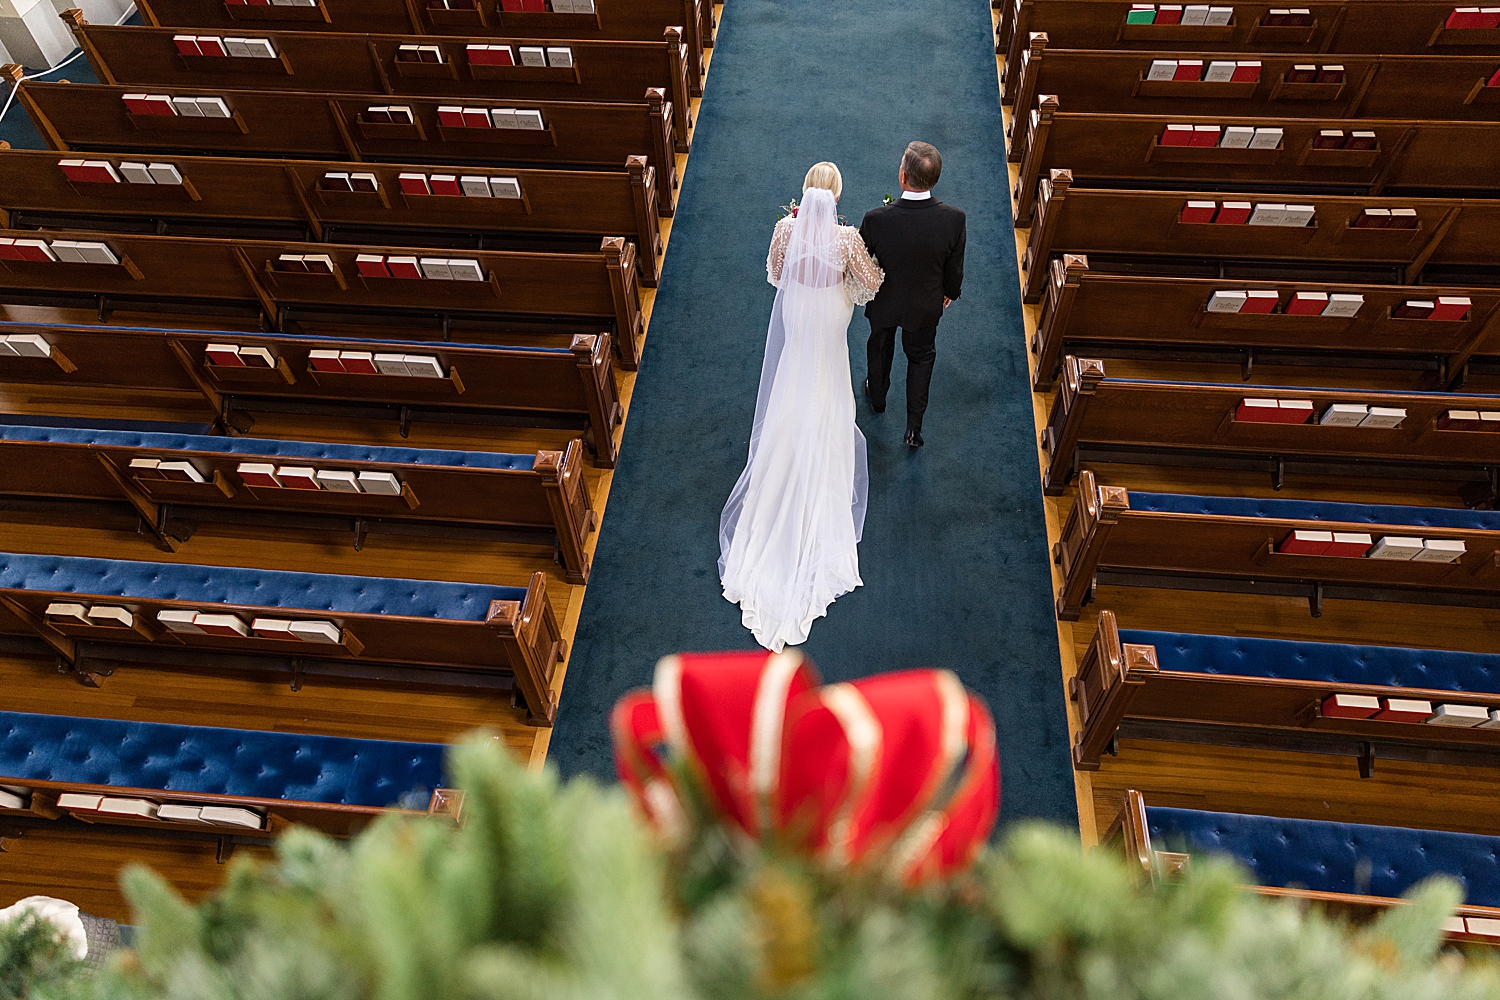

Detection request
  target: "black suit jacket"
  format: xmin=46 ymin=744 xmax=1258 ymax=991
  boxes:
xmin=859 ymin=197 xmax=966 ymax=329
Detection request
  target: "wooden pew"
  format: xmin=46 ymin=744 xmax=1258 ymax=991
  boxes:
xmin=0 ymin=320 xmax=623 ymax=465
xmin=13 ymin=79 xmax=679 ymax=215
xmin=1041 ymin=355 xmax=1500 ymax=496
xmin=0 ymin=148 xmax=664 ymax=287
xmin=1030 ymin=257 xmax=1500 ymax=392
xmin=1010 ymin=101 xmax=1500 ymax=225
xmin=0 ymin=425 xmax=596 ymax=581
xmin=998 ymin=1 xmax=1500 ymax=93
xmin=133 ymin=0 xmax=709 ymax=95
xmin=0 ymin=228 xmax=645 ymax=369
xmin=1053 ymin=470 xmax=1500 ymax=620
xmin=63 ymin=15 xmax=694 ymax=152
xmin=1020 ymin=171 xmax=1500 ymax=302
xmin=1106 ymin=789 xmax=1500 ymax=944
xmin=0 ymin=552 xmax=565 ymax=723
xmin=1071 ymin=611 xmax=1500 ymax=771
xmin=1006 ymin=39 xmax=1500 ymax=164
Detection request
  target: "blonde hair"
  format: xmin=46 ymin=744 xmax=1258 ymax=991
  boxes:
xmin=802 ymin=161 xmax=843 ymax=200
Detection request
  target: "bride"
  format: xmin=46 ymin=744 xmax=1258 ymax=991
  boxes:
xmin=719 ymin=162 xmax=885 ymax=652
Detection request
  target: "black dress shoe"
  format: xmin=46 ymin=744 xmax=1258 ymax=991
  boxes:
xmin=904 ymin=428 xmax=924 ymax=448
xmin=864 ymin=378 xmax=885 ymax=413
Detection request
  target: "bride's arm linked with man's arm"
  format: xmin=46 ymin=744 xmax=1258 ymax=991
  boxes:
xmin=841 ymin=227 xmax=884 ymax=307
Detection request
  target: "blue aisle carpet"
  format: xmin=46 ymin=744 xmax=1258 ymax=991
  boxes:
xmin=554 ymin=0 xmax=1077 ymax=828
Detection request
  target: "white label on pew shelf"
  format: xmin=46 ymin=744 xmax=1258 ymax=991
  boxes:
xmin=200 ymin=805 xmax=265 ymax=829
xmin=1358 ymin=406 xmax=1405 ymax=428
xmin=4 ymin=334 xmax=51 ymax=358
xmin=374 ymin=353 xmax=412 ymax=376
xmin=1207 ymin=290 xmax=1246 ymax=313
xmin=447 ymin=259 xmax=484 ymax=282
xmin=276 ymin=467 xmax=321 ymax=490
xmin=1147 ymin=59 xmax=1177 ymax=80
xmin=1368 ymin=536 xmax=1423 ymax=560
xmin=1374 ymin=698 xmax=1433 ymax=723
xmin=56 ymin=793 xmax=103 ymax=811
xmin=0 ymin=788 xmax=25 ymax=810
xmin=1321 ymin=292 xmax=1363 ymax=316
xmin=86 ymin=606 xmax=134 ymax=628
xmin=1428 ymin=704 xmax=1490 ymax=727
xmin=192 ymin=613 xmax=250 ymax=636
xmin=1279 ymin=530 xmax=1333 ymax=555
xmin=1321 ymin=693 xmax=1380 ymax=719
xmin=491 ymin=177 xmax=522 ymax=199
xmin=44 ymin=602 xmax=89 ymax=624
xmin=1466 ymin=917 xmax=1500 ymax=937
xmin=1325 ymin=532 xmax=1372 ymax=557
xmin=1439 ymin=410 xmax=1484 ymax=430
xmin=1413 ymin=539 xmax=1466 ymax=563
xmin=99 ymin=797 xmax=159 ymax=818
xmin=289 ymin=620 xmax=341 ymax=644
xmin=156 ymin=461 xmax=205 ymax=483
xmin=308 ymin=350 xmax=347 ymax=372
xmin=237 ymin=462 xmax=282 ymax=488
xmin=358 ymin=471 xmax=402 ymax=495
xmin=315 ymin=470 xmax=361 ymax=492
xmin=404 ymin=355 xmax=445 ymax=377
xmin=1319 ymin=404 xmax=1367 ymax=426
xmin=157 ymin=609 xmax=204 ymax=633
xmin=1478 ymin=710 xmax=1500 ymax=730
xmin=158 ymin=804 xmax=204 ymax=822
xmin=251 ymin=618 xmax=297 ymax=640
xmin=238 ymin=347 xmax=275 ymax=368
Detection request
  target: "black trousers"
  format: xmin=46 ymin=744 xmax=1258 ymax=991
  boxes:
xmin=866 ymin=321 xmax=938 ymax=429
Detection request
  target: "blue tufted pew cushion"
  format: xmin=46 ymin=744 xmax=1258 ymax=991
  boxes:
xmin=1147 ymin=805 xmax=1500 ymax=908
xmin=0 ymin=711 xmax=445 ymax=808
xmin=1120 ymin=629 xmax=1500 ymax=695
xmin=0 ymin=552 xmax=524 ymax=622
xmin=1127 ymin=492 xmax=1500 ymax=533
xmin=0 ymin=424 xmax=533 ymax=471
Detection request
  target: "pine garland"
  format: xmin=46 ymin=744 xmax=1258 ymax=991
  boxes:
xmin=4 ymin=734 xmax=1498 ymax=1000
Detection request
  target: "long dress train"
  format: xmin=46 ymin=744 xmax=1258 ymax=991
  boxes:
xmin=718 ymin=187 xmax=884 ymax=651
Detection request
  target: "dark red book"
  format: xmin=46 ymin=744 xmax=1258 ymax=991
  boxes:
xmin=0 ymin=240 xmax=22 ymax=261
xmin=1230 ymin=61 xmax=1260 ymax=82
xmin=1160 ymin=124 xmax=1193 ymax=147
xmin=1189 ymin=125 xmax=1220 ymax=146
xmin=364 ymin=107 xmax=393 ymax=123
xmin=1345 ymin=131 xmax=1377 ymax=150
xmin=1285 ymin=64 xmax=1317 ymax=83
xmin=277 ymin=254 xmax=308 ymax=272
xmin=1393 ymin=300 xmax=1434 ymax=319
xmin=1172 ymin=59 xmax=1202 ymax=81
xmin=522 ymin=0 xmax=545 ymax=9
xmin=1285 ymin=292 xmax=1327 ymax=315
xmin=499 ymin=0 xmax=524 ymax=9
xmin=461 ymin=107 xmax=491 ymax=128
xmin=1155 ymin=4 xmax=1182 ymax=22
xmin=1374 ymin=698 xmax=1433 ymax=723
xmin=1180 ymin=201 xmax=1217 ymax=224
xmin=1311 ymin=129 xmax=1345 ymax=149
xmin=429 ymin=174 xmax=462 ymax=195
xmin=1490 ymin=66 xmax=1500 ymax=87
xmin=1279 ymin=530 xmax=1333 ymax=555
xmin=173 ymin=35 xmax=201 ymax=55
xmin=338 ymin=351 xmax=379 ymax=373
xmin=1430 ymin=296 xmax=1472 ymax=321
xmin=1322 ymin=694 xmax=1380 ymax=719
xmin=1240 ymin=290 xmax=1279 ymax=314
xmin=398 ymin=172 xmax=431 ymax=194
xmin=1325 ymin=532 xmax=1373 ymax=557
xmin=1316 ymin=64 xmax=1345 ymax=83
xmin=1214 ymin=201 xmax=1251 ymax=224
xmin=355 ymin=254 xmax=389 ymax=277
xmin=437 ymin=106 xmax=465 ymax=127
xmin=385 ymin=257 xmax=422 ymax=279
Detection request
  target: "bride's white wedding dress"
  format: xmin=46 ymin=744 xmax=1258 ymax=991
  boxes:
xmin=719 ymin=186 xmax=885 ymax=652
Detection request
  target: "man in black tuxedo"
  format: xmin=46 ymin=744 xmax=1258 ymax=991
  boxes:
xmin=858 ymin=141 xmax=966 ymax=448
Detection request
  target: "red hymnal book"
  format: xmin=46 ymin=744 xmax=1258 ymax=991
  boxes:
xmin=1240 ymin=290 xmax=1279 ymax=314
xmin=60 ymin=160 xmax=119 ymax=183
xmin=301 ymin=254 xmax=334 ymax=274
xmin=1229 ymin=61 xmax=1260 ymax=82
xmin=430 ymin=174 xmax=462 ymax=195
xmin=1484 ymin=6 xmax=1500 ymax=27
xmin=1285 ymin=64 xmax=1317 ymax=83
xmin=1155 ymin=4 xmax=1182 ymax=22
xmin=1280 ymin=530 xmax=1334 ymax=555
xmin=277 ymin=254 xmax=308 ymax=272
xmin=365 ymin=107 xmax=393 ymax=123
xmin=398 ymin=173 xmax=430 ymax=194
xmin=1394 ymin=300 xmax=1434 ymax=319
xmin=1346 ymin=131 xmax=1377 ymax=150
xmin=173 ymin=35 xmax=201 ymax=55
xmin=235 ymin=463 xmax=280 ymax=486
xmin=308 ymin=350 xmax=345 ymax=372
xmin=1214 ymin=201 xmax=1251 ymax=224
xmin=0 ymin=240 xmax=19 ymax=261
xmin=1430 ymin=296 xmax=1472 ymax=321
xmin=339 ymin=351 xmax=380 ymax=373
xmin=1172 ymin=59 xmax=1203 ymax=81
xmin=1312 ymin=129 xmax=1345 ymax=149
xmin=521 ymin=0 xmax=545 ymax=9
xmin=197 ymin=36 xmax=227 ymax=56
xmin=488 ymin=45 xmax=514 ymax=65
xmin=437 ymin=106 xmax=465 ymax=127
xmin=276 ymin=466 xmax=321 ymax=490
xmin=355 ymin=254 xmax=390 ymax=277
xmin=1355 ymin=208 xmax=1390 ymax=228
xmin=13 ymin=240 xmax=55 ymax=261
xmin=461 ymin=108 xmax=492 ymax=128
xmin=1374 ymin=698 xmax=1433 ymax=723
xmin=1286 ymin=292 xmax=1327 ymax=315
xmin=1317 ymin=65 xmax=1345 ymax=83
xmin=466 ymin=44 xmax=494 ymax=64
xmin=1189 ymin=125 xmax=1220 ymax=146
xmin=124 ymin=94 xmax=174 ymax=116
xmin=1446 ymin=8 xmax=1480 ymax=27
xmin=1160 ymin=124 xmax=1194 ymax=146
xmin=1490 ymin=66 xmax=1500 ymax=87
xmin=204 ymin=343 xmax=244 ymax=366
xmin=1235 ymin=399 xmax=1281 ymax=422
xmin=1277 ymin=399 xmax=1314 ymax=423
xmin=193 ymin=613 xmax=251 ymax=636
xmin=500 ymin=0 xmax=525 ymax=8
xmin=322 ymin=172 xmax=353 ymax=191
xmin=1325 ymin=532 xmax=1373 ymax=557
xmin=1438 ymin=410 xmax=1484 ymax=430
xmin=1180 ymin=201 xmax=1217 ymax=224
xmin=1321 ymin=694 xmax=1380 ymax=719
xmin=385 ymin=257 xmax=422 ymax=279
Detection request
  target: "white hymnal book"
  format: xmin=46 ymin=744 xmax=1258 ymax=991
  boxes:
xmin=148 ymin=163 xmax=184 ymax=185
xmin=460 ymin=176 xmax=491 ymax=197
xmin=1280 ymin=205 xmax=1315 ymax=227
xmin=238 ymin=346 xmax=275 ymax=367
xmin=75 ymin=242 xmax=120 ymax=265
xmin=1206 ymin=290 xmax=1246 ymax=313
xmin=56 ymin=793 xmax=104 ymax=811
xmin=289 ymin=620 xmax=341 ymax=643
xmin=276 ymin=466 xmax=320 ymax=490
xmin=514 ymin=110 xmax=544 ymax=130
xmin=375 ymin=353 xmax=413 ymax=375
xmin=1467 ymin=917 xmax=1500 ymax=937
xmin=404 ymin=355 xmax=445 ymax=377
xmin=86 ymin=606 xmax=134 ymax=628
xmin=1319 ymin=404 xmax=1367 ymax=426
xmin=0 ymin=788 xmax=25 ymax=810
xmin=192 ymin=613 xmax=251 ymax=636
xmin=490 ymin=177 xmax=522 ymax=199
xmin=196 ymin=97 xmax=231 ymax=118
xmin=157 ymin=609 xmax=204 ymax=633
xmin=446 ymin=259 xmax=484 ymax=282
xmin=358 ymin=471 xmax=402 ymax=495
xmin=171 ymin=96 xmax=204 ymax=117
xmin=49 ymin=241 xmax=87 ymax=263
xmin=251 ymin=618 xmax=297 ymax=640
xmin=158 ymin=804 xmax=204 ymax=822
xmin=1428 ymin=704 xmax=1489 ymax=727
xmin=200 ymin=805 xmax=265 ymax=829
xmin=1205 ymin=5 xmax=1232 ymax=23
xmin=242 ymin=38 xmax=276 ymax=58
xmin=1368 ymin=536 xmax=1422 ymax=560
xmin=119 ymin=162 xmax=154 ymax=184
xmin=315 ymin=470 xmax=362 ymax=492
xmin=222 ymin=36 xmax=252 ymax=57
xmin=518 ymin=46 xmax=546 ymax=66
xmin=44 ymin=602 xmax=90 ymax=624
xmin=157 ymin=461 xmax=206 ymax=482
xmin=490 ymin=108 xmax=518 ymax=129
xmin=545 ymin=47 xmax=573 ymax=67
xmin=1358 ymin=406 xmax=1405 ymax=428
xmin=1204 ymin=61 xmax=1235 ymax=82
xmin=1181 ymin=3 xmax=1209 ymax=22
xmin=99 ymin=797 xmax=159 ymax=818
xmin=1413 ymin=539 xmax=1465 ymax=563
xmin=1249 ymin=127 xmax=1283 ymax=149
xmin=1321 ymin=294 xmax=1363 ymax=317
xmin=418 ymin=259 xmax=453 ymax=281
xmin=1479 ymin=710 xmax=1500 ymax=730
xmin=1247 ymin=203 xmax=1287 ymax=226
xmin=1147 ymin=59 xmax=1177 ymax=81
xmin=5 ymin=334 xmax=51 ymax=357
xmin=1219 ymin=126 xmax=1254 ymax=148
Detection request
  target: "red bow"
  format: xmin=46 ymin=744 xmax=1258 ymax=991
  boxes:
xmin=611 ymin=651 xmax=999 ymax=884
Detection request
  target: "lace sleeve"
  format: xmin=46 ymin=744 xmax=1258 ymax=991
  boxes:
xmin=840 ymin=227 xmax=884 ymax=307
xmin=766 ymin=216 xmax=795 ymax=287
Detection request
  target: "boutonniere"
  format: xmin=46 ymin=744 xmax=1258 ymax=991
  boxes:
xmin=882 ymin=193 xmax=896 ymax=205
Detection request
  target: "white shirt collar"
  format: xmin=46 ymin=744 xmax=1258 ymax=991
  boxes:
xmin=901 ymin=189 xmax=933 ymax=201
